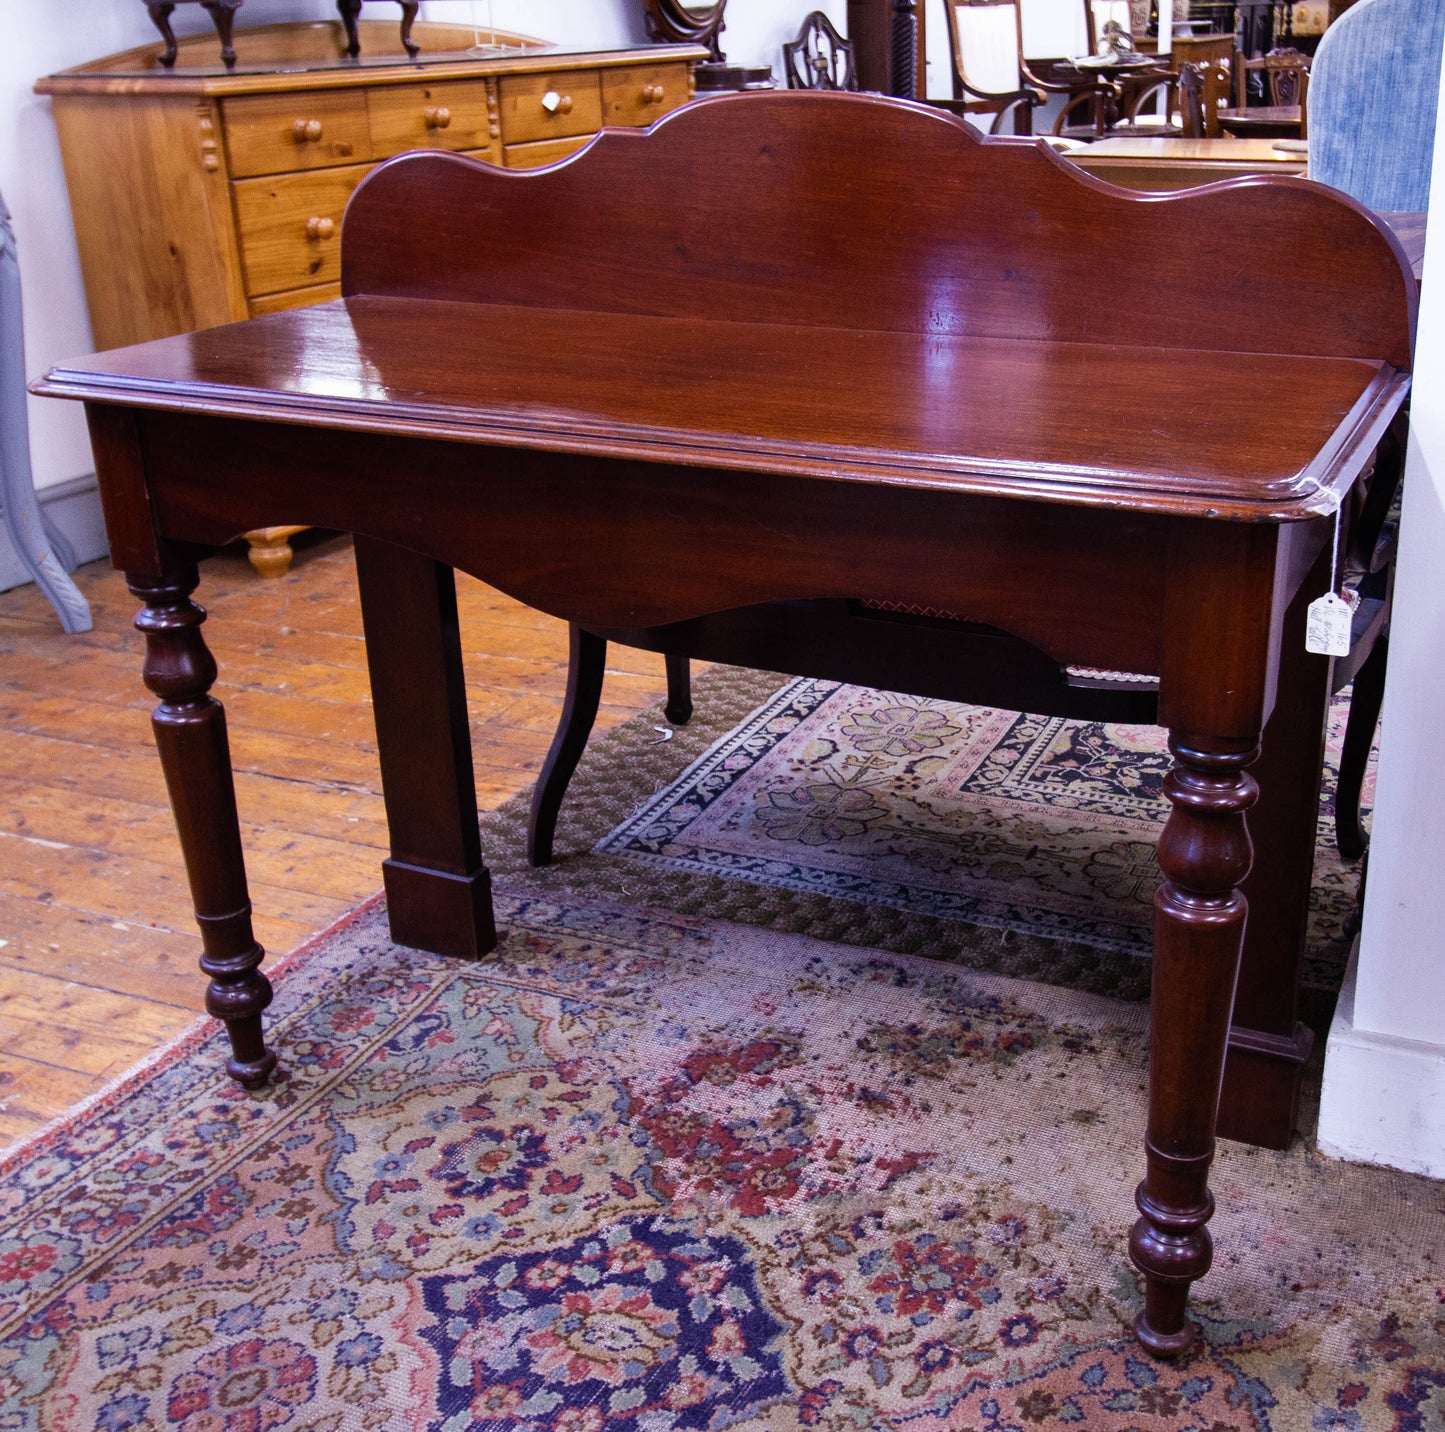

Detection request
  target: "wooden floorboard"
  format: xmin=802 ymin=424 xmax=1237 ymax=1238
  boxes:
xmin=0 ymin=535 xmax=673 ymax=1154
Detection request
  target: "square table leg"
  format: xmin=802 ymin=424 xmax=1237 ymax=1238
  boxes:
xmin=354 ymin=535 xmax=497 ymax=961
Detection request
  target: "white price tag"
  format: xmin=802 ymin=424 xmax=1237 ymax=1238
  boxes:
xmin=1305 ymin=591 xmax=1356 ymax=657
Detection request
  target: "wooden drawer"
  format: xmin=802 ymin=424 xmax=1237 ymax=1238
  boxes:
xmin=503 ymin=136 xmax=593 ymax=170
xmin=498 ymin=70 xmax=601 ymax=144
xmin=248 ymin=281 xmax=342 ymax=316
xmin=232 ymin=163 xmax=369 ymax=297
xmin=368 ymin=78 xmax=499 ymax=158
xmin=601 ymin=63 xmax=690 ymax=127
xmin=224 ymin=89 xmax=372 ymax=178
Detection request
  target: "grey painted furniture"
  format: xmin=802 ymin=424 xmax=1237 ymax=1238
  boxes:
xmin=0 ymin=191 xmax=90 ymax=633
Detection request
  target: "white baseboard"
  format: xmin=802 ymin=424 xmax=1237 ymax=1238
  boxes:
xmin=0 ymin=474 xmax=108 ymax=594
xmin=1317 ymin=944 xmax=1445 ymax=1178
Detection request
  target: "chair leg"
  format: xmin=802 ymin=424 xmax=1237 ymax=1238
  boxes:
xmin=663 ymin=652 xmax=693 ymax=726
xmin=1335 ymin=633 xmax=1388 ymax=861
xmin=528 ymin=625 xmax=607 ymax=867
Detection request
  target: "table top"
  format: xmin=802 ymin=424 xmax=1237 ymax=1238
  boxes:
xmin=1217 ymin=105 xmax=1304 ymax=138
xmin=1075 ymin=137 xmax=1305 ymax=164
xmin=36 ymin=92 xmax=1417 ymax=534
xmin=37 ymin=294 xmax=1401 ymax=523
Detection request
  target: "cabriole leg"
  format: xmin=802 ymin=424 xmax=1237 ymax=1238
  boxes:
xmin=130 ymin=567 xmax=276 ymax=1089
xmin=1130 ymin=732 xmax=1258 ymax=1356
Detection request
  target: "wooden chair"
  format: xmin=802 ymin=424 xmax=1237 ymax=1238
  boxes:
xmin=1237 ymin=45 xmax=1311 ymax=107
xmin=783 ymin=11 xmax=859 ymax=90
xmin=1178 ymin=58 xmax=1234 ymax=136
xmin=936 ymin=0 xmax=1104 ymax=136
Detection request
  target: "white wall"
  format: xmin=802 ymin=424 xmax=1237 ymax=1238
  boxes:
xmin=1317 ymin=59 xmax=1445 ymax=1178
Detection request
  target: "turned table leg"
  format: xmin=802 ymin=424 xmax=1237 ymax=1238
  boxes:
xmin=130 ymin=567 xmax=276 ymax=1088
xmin=1130 ymin=732 xmax=1258 ymax=1356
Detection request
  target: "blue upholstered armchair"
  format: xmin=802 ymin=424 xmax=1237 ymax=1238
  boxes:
xmin=1308 ymin=0 xmax=1445 ymax=212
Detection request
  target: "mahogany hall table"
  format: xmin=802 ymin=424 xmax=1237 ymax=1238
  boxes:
xmin=35 ymin=93 xmax=1415 ymax=1356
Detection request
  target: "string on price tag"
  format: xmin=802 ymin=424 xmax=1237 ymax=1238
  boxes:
xmin=1304 ymin=493 xmax=1357 ymax=657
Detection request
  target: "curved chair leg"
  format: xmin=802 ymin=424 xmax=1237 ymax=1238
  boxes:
xmin=1334 ymin=632 xmax=1388 ymax=861
xmin=528 ymin=625 xmax=607 ymax=867
xmin=663 ymin=652 xmax=693 ymax=726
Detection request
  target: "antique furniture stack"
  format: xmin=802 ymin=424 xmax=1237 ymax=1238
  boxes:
xmin=37 ymin=18 xmax=704 ymax=573
xmin=36 ymin=91 xmax=1414 ymax=1357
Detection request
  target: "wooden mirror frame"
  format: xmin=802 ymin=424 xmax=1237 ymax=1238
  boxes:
xmin=642 ymin=0 xmax=727 ymax=62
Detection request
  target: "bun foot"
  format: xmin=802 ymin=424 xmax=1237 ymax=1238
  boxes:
xmin=227 ymin=1048 xmax=279 ymax=1089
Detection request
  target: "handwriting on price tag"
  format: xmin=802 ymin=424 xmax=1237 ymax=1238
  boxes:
xmin=1305 ymin=591 xmax=1356 ymax=657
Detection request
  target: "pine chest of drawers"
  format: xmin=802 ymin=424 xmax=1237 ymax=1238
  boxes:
xmin=38 ymin=21 xmax=703 ymax=347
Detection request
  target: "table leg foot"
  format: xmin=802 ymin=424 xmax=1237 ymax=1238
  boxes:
xmin=1218 ymin=1021 xmax=1313 ymax=1148
xmin=382 ymin=859 xmax=496 ymax=959
xmin=244 ymin=526 xmax=305 ymax=578
xmin=131 ymin=566 xmax=277 ymax=1088
xmin=1130 ymin=732 xmax=1258 ymax=1356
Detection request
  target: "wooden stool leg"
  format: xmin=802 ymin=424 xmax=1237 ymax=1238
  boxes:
xmin=147 ymin=3 xmax=179 ymax=66
xmin=528 ymin=625 xmax=606 ymax=867
xmin=336 ymin=0 xmax=363 ymax=57
xmin=130 ymin=567 xmax=276 ymax=1089
xmin=663 ymin=651 xmax=693 ymax=726
xmin=200 ymin=0 xmax=242 ymax=68
xmin=1131 ymin=732 xmax=1258 ymax=1356
xmin=1335 ymin=632 xmax=1387 ymax=861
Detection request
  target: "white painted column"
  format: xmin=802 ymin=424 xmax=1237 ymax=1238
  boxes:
xmin=1317 ymin=62 xmax=1445 ymax=1179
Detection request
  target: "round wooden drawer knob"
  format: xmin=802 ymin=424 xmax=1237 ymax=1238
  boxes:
xmin=292 ymin=119 xmax=324 ymax=143
xmin=424 ymin=105 xmax=452 ymax=129
xmin=644 ymin=84 xmax=665 ymax=103
xmin=540 ymin=90 xmax=573 ymax=116
xmin=305 ymin=216 xmax=336 ymax=242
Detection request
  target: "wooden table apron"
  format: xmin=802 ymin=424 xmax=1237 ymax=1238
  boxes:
xmin=47 ymin=90 xmax=1417 ymax=1359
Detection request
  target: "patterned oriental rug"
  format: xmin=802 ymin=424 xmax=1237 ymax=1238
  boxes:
xmin=480 ymin=669 xmax=1368 ymax=1007
xmin=3 ymin=889 xmax=1443 ymax=1431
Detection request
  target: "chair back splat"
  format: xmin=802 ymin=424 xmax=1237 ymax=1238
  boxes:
xmin=784 ymin=10 xmax=859 ymax=90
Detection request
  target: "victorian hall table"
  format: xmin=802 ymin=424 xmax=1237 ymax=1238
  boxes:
xmin=36 ymin=93 xmax=1415 ymax=1356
